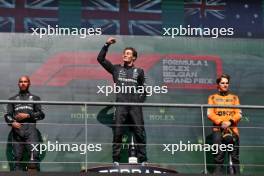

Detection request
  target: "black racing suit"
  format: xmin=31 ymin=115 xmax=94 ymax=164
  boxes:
xmin=4 ymin=91 xmax=45 ymax=171
xmin=97 ymin=44 xmax=147 ymax=163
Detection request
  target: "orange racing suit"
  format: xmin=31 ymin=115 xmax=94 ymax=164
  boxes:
xmin=207 ymin=92 xmax=242 ymax=174
xmin=207 ymin=92 xmax=242 ymax=136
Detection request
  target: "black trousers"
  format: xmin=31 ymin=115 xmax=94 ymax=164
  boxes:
xmin=112 ymin=106 xmax=147 ymax=163
xmin=12 ymin=125 xmax=40 ymax=171
xmin=212 ymin=131 xmax=240 ymax=174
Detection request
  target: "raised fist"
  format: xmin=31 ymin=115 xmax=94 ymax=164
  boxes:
xmin=106 ymin=37 xmax=116 ymax=45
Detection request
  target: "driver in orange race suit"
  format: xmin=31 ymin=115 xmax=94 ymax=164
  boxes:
xmin=207 ymin=74 xmax=242 ymax=174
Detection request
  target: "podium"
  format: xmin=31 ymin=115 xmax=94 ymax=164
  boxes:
xmin=87 ymin=163 xmax=178 ymax=174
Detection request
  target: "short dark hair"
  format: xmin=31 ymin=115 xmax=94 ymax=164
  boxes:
xmin=19 ymin=75 xmax=31 ymax=83
xmin=124 ymin=47 xmax=137 ymax=59
xmin=216 ymin=74 xmax=230 ymax=84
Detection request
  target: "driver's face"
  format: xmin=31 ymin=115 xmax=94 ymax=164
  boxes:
xmin=122 ymin=49 xmax=135 ymax=63
xmin=218 ymin=78 xmax=229 ymax=92
xmin=18 ymin=76 xmax=30 ymax=91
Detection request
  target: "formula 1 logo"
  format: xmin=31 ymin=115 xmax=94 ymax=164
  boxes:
xmin=30 ymin=52 xmax=222 ymax=89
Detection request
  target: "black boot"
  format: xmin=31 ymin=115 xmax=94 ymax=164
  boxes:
xmin=233 ymin=165 xmax=240 ymax=175
xmin=213 ymin=165 xmax=223 ymax=175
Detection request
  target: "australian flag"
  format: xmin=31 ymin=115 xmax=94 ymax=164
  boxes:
xmin=81 ymin=0 xmax=162 ymax=35
xmin=0 ymin=0 xmax=58 ymax=32
xmin=184 ymin=0 xmax=264 ymax=38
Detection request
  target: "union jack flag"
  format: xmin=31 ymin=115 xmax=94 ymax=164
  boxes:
xmin=0 ymin=16 xmax=14 ymax=32
xmin=184 ymin=0 xmax=226 ymax=28
xmin=0 ymin=0 xmax=58 ymax=32
xmin=185 ymin=0 xmax=225 ymax=19
xmin=81 ymin=0 xmax=162 ymax=35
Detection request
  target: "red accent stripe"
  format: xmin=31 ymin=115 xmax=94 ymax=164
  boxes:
xmin=82 ymin=11 xmax=161 ymax=20
xmin=120 ymin=0 xmax=129 ymax=35
xmin=15 ymin=0 xmax=25 ymax=32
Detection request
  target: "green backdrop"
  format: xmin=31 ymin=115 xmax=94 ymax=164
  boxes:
xmin=0 ymin=34 xmax=263 ymax=174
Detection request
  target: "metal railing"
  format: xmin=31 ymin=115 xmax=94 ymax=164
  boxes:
xmin=0 ymin=100 xmax=264 ymax=173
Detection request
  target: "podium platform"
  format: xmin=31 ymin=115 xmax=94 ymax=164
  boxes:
xmin=0 ymin=164 xmax=178 ymax=175
xmin=86 ymin=163 xmax=178 ymax=174
xmin=0 ymin=171 xmax=247 ymax=176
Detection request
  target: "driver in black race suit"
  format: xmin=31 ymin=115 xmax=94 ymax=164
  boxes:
xmin=97 ymin=37 xmax=147 ymax=164
xmin=4 ymin=76 xmax=45 ymax=171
